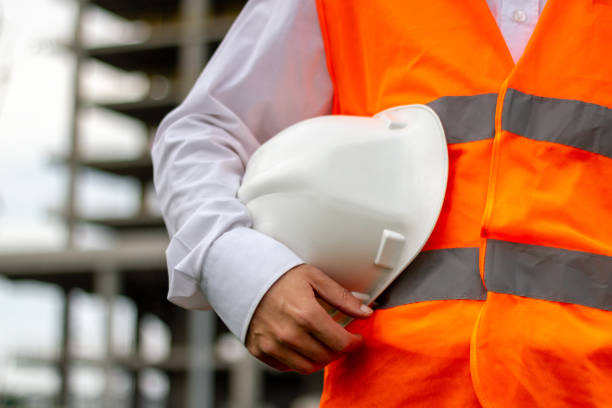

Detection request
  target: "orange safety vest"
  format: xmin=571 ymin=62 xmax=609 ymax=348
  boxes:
xmin=315 ymin=1 xmax=612 ymax=407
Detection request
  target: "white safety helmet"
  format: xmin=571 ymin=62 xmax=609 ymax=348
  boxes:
xmin=238 ymin=105 xmax=448 ymax=316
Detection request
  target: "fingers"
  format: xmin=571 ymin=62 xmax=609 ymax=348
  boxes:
xmin=305 ymin=307 xmax=364 ymax=353
xmin=252 ymin=337 xmax=322 ymax=375
xmin=272 ymin=346 xmax=321 ymax=375
xmin=248 ymin=298 xmax=359 ymax=372
xmin=308 ymin=268 xmax=373 ymax=318
xmin=257 ymin=355 xmax=291 ymax=372
xmin=245 ymin=264 xmax=374 ymax=375
xmin=285 ymin=293 xmax=364 ymax=353
xmin=278 ymin=332 xmax=337 ymax=365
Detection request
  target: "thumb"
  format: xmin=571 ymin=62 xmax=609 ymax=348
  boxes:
xmin=308 ymin=268 xmax=373 ymax=318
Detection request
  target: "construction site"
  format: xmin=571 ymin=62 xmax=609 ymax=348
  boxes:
xmin=0 ymin=0 xmax=323 ymax=406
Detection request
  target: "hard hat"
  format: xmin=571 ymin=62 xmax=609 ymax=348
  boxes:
xmin=238 ymin=105 xmax=448 ymax=320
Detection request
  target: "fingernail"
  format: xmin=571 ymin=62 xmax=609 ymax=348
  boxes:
xmin=360 ymin=304 xmax=373 ymax=315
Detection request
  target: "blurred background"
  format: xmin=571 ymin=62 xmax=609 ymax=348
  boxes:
xmin=0 ymin=0 xmax=323 ymax=407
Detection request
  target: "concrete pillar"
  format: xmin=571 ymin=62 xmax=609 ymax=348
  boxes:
xmin=95 ymin=264 xmax=121 ymax=408
xmin=187 ymin=311 xmax=215 ymax=408
xmin=58 ymin=287 xmax=72 ymax=407
xmin=178 ymin=0 xmax=209 ymax=96
xmin=229 ymin=354 xmax=262 ymax=408
xmin=66 ymin=0 xmax=88 ymax=248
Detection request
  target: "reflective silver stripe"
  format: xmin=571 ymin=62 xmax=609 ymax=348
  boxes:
xmin=485 ymin=239 xmax=612 ymax=311
xmin=502 ymin=89 xmax=612 ymax=158
xmin=428 ymin=94 xmax=497 ymax=144
xmin=377 ymin=247 xmax=486 ymax=309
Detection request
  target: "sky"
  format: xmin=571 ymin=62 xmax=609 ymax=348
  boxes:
xmin=0 ymin=0 xmax=74 ymax=251
xmin=0 ymin=0 xmax=150 ymax=253
xmin=0 ymin=0 xmax=167 ymax=399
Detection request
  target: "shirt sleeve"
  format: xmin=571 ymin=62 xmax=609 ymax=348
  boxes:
xmin=151 ymin=0 xmax=333 ymax=342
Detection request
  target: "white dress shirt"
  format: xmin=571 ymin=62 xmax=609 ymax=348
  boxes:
xmin=152 ymin=0 xmax=548 ymax=342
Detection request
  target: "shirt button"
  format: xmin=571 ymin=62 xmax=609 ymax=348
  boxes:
xmin=512 ymin=9 xmax=528 ymax=24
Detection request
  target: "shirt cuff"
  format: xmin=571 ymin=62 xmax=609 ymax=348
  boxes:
xmin=202 ymin=227 xmax=304 ymax=343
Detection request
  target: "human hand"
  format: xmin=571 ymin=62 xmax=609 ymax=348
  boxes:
xmin=245 ymin=264 xmax=373 ymax=374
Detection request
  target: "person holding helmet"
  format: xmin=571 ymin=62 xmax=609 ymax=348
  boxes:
xmin=153 ymin=1 xmax=612 ymax=406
